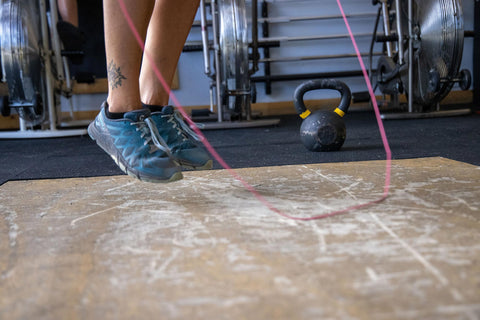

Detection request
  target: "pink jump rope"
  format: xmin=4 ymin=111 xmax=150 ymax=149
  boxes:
xmin=117 ymin=0 xmax=392 ymax=221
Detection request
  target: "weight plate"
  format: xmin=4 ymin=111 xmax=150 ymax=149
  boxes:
xmin=398 ymin=0 xmax=464 ymax=110
xmin=218 ymin=0 xmax=250 ymax=116
xmin=459 ymin=69 xmax=471 ymax=91
xmin=0 ymin=0 xmax=45 ymax=124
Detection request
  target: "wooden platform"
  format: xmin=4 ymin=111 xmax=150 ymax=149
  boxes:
xmin=1 ymin=157 xmax=479 ymax=319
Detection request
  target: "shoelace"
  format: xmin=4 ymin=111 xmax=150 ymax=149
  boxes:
xmin=131 ymin=118 xmax=172 ymax=157
xmin=171 ymin=111 xmax=204 ymax=142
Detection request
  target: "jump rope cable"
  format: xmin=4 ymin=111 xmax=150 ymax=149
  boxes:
xmin=117 ymin=0 xmax=392 ymax=221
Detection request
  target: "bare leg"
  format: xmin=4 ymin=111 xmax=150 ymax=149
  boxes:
xmin=103 ymin=0 xmax=155 ymax=112
xmin=57 ymin=0 xmax=79 ymax=26
xmin=140 ymin=0 xmax=200 ymax=106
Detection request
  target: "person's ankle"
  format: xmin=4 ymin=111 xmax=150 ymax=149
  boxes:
xmin=107 ymin=99 xmax=142 ymax=114
xmin=142 ymin=102 xmax=165 ymax=112
xmin=105 ymin=105 xmax=125 ymax=119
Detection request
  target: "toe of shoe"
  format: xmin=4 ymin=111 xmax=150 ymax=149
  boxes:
xmin=176 ymin=149 xmax=212 ymax=170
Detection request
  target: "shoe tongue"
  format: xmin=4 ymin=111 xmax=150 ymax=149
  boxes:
xmin=124 ymin=109 xmax=151 ymax=121
xmin=161 ymin=105 xmax=174 ymax=115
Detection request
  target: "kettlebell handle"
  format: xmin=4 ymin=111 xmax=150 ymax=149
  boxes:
xmin=294 ymin=79 xmax=352 ymax=119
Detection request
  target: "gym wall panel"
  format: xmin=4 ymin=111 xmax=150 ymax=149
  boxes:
xmin=63 ymin=0 xmax=475 ymax=111
xmin=175 ymin=0 xmax=475 ymax=107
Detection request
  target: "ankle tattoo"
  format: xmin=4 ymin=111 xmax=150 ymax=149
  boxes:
xmin=107 ymin=60 xmax=127 ymax=90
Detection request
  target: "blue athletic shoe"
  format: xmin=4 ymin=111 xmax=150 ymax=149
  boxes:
xmin=88 ymin=102 xmax=183 ymax=183
xmin=145 ymin=105 xmax=213 ymax=170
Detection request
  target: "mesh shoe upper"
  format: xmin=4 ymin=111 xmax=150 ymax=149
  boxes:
xmin=148 ymin=106 xmax=212 ymax=169
xmin=88 ymin=102 xmax=182 ymax=182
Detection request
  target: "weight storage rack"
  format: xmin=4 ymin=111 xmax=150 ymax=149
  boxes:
xmin=190 ymin=0 xmax=382 ymax=129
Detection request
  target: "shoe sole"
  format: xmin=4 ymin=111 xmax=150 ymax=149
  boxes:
xmin=88 ymin=122 xmax=183 ymax=183
xmin=180 ymin=159 xmax=213 ymax=171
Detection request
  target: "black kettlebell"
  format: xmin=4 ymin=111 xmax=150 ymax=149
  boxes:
xmin=294 ymin=79 xmax=352 ymax=152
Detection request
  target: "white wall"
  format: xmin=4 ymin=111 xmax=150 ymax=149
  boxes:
xmin=66 ymin=0 xmax=475 ymax=111
xmin=173 ymin=0 xmax=475 ymax=107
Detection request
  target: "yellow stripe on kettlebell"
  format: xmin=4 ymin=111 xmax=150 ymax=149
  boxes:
xmin=334 ymin=108 xmax=345 ymax=117
xmin=300 ymin=109 xmax=311 ymax=119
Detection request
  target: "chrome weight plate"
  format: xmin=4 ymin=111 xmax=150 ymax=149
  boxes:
xmin=0 ymin=0 xmax=45 ymax=124
xmin=218 ymin=0 xmax=250 ymax=117
xmin=399 ymin=0 xmax=464 ymax=110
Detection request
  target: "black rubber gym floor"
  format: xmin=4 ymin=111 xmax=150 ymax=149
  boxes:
xmin=1 ymin=110 xmax=479 ymax=186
